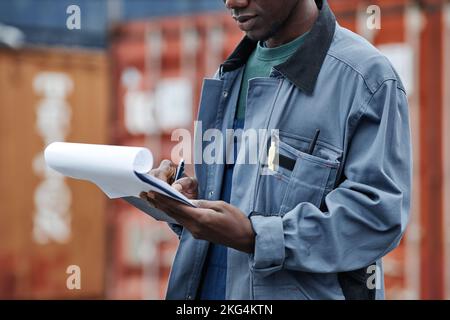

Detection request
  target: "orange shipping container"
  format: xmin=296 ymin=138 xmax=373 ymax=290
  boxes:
xmin=0 ymin=48 xmax=110 ymax=299
xmin=442 ymin=0 xmax=450 ymax=300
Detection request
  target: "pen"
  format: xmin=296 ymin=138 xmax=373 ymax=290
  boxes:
xmin=307 ymin=129 xmax=320 ymax=155
xmin=174 ymin=158 xmax=185 ymax=181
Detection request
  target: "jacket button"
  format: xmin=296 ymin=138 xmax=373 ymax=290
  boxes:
xmin=222 ymin=90 xmax=228 ymax=98
xmin=186 ymin=295 xmax=192 ymax=300
xmin=208 ymin=191 xmax=214 ymax=198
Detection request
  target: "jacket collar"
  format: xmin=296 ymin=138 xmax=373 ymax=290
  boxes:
xmin=220 ymin=0 xmax=336 ymax=94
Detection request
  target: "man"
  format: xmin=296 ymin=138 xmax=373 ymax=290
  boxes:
xmin=142 ymin=0 xmax=412 ymax=300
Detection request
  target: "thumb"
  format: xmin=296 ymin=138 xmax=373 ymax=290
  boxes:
xmin=172 ymin=176 xmax=197 ymax=192
xmin=191 ymin=199 xmax=226 ymax=210
xmin=191 ymin=199 xmax=211 ymax=208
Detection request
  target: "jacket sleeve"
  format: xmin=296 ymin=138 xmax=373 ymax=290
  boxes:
xmin=249 ymin=80 xmax=412 ymax=274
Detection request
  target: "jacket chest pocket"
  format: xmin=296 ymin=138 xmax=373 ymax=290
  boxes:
xmin=253 ymin=132 xmax=341 ymax=215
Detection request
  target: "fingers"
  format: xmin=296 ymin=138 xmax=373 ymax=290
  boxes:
xmin=139 ymin=191 xmax=147 ymax=199
xmin=173 ymin=176 xmax=197 ymax=189
xmin=149 ymin=191 xmax=203 ymax=218
xmin=172 ymin=176 xmax=198 ymax=199
xmin=149 ymin=159 xmax=177 ymax=183
xmin=172 ymin=183 xmax=183 ymax=192
xmin=139 ymin=191 xmax=156 ymax=208
xmin=191 ymin=199 xmax=227 ymax=212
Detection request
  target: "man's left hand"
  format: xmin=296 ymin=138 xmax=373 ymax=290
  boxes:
xmin=142 ymin=192 xmax=255 ymax=254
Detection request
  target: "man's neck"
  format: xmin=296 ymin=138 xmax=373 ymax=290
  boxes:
xmin=265 ymin=0 xmax=319 ymax=48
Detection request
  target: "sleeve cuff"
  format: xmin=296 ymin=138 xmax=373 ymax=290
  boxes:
xmin=249 ymin=214 xmax=285 ymax=272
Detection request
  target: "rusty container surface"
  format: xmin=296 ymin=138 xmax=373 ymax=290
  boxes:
xmin=0 ymin=48 xmax=110 ymax=299
xmin=444 ymin=1 xmax=450 ymax=301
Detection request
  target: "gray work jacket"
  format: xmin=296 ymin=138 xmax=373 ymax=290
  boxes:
xmin=165 ymin=0 xmax=412 ymax=300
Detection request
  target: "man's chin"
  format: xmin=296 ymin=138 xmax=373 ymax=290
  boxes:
xmin=244 ymin=30 xmax=268 ymax=42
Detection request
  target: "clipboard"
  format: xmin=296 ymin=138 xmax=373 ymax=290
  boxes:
xmin=133 ymin=171 xmax=195 ymax=208
xmin=44 ymin=142 xmax=196 ymax=225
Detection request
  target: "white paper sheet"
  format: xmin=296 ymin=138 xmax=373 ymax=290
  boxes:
xmin=44 ymin=142 xmax=195 ymax=223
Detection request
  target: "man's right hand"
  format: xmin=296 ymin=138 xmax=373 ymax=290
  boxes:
xmin=171 ymin=176 xmax=198 ymax=200
xmin=140 ymin=159 xmax=198 ymax=201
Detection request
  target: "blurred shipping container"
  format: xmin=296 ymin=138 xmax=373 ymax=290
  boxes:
xmin=443 ymin=0 xmax=450 ymax=301
xmin=0 ymin=0 xmax=225 ymax=49
xmin=0 ymin=47 xmax=109 ymax=298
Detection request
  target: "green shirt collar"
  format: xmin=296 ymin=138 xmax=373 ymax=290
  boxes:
xmin=256 ymin=32 xmax=310 ymax=61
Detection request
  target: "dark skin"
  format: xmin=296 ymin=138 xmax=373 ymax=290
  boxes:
xmin=140 ymin=160 xmax=255 ymax=253
xmin=141 ymin=1 xmax=319 ymax=254
xmin=224 ymin=0 xmax=319 ymax=47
